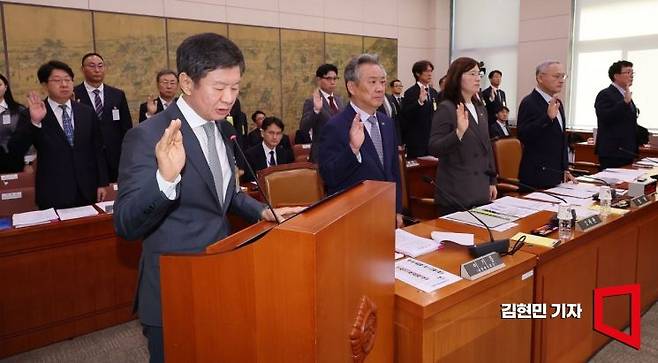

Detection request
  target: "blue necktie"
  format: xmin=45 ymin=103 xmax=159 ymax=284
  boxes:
xmin=59 ymin=104 xmax=74 ymax=146
xmin=367 ymin=115 xmax=384 ymax=165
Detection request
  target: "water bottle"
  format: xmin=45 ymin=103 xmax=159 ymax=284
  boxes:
xmin=557 ymin=203 xmax=572 ymax=241
xmin=599 ymin=185 xmax=612 ymax=218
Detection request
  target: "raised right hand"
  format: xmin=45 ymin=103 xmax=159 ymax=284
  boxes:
xmin=623 ymin=88 xmax=633 ymax=104
xmin=419 ymin=86 xmax=428 ymax=104
xmin=155 ymin=119 xmax=186 ymax=182
xmin=146 ymin=95 xmax=158 ymax=116
xmin=455 ymin=102 xmax=469 ymax=138
xmin=349 ymin=114 xmax=365 ymax=154
xmin=547 ymin=96 xmax=560 ymax=120
xmin=312 ymin=89 xmax=323 ymax=113
xmin=27 ymin=91 xmax=47 ymax=125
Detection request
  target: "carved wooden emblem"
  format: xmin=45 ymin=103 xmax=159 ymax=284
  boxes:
xmin=349 ymin=295 xmax=377 ymax=362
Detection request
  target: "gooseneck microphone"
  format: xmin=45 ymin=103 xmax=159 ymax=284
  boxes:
xmin=619 ymin=147 xmax=658 ymax=165
xmin=220 ymin=120 xmax=281 ymax=224
xmin=421 ymin=175 xmax=510 ymax=257
xmin=540 ymin=165 xmax=616 ymax=199
xmin=485 ymin=170 xmax=568 ymax=203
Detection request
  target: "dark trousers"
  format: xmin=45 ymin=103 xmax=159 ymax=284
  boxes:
xmin=142 ymin=324 xmax=164 ymax=363
xmin=598 ymin=156 xmax=634 ymax=170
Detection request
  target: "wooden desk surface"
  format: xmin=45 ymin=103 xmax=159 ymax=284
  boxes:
xmin=574 ymin=141 xmax=658 ymax=163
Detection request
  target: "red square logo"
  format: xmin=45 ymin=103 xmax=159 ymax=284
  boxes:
xmin=593 ymin=284 xmax=641 ymax=350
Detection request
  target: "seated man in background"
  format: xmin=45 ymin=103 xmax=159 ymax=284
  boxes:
xmin=242 ymin=116 xmax=294 ymax=181
xmin=489 ymin=105 xmax=512 ymax=139
xmin=245 ymin=110 xmax=292 ymax=151
xmin=139 ymin=69 xmax=179 ymax=122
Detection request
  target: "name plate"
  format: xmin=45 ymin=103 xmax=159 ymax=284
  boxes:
xmin=576 ymin=215 xmax=602 ymax=232
xmin=631 ymin=195 xmax=650 ymax=208
xmin=460 ymin=252 xmax=505 ymax=280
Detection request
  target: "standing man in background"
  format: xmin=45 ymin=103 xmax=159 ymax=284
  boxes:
xmin=74 ymin=52 xmax=132 ymax=183
xmin=139 ymin=69 xmax=179 ymax=122
xmin=595 ymin=60 xmax=639 ymax=169
xmin=482 ymin=70 xmax=507 ymax=126
xmin=401 ymin=60 xmax=439 ymax=158
xmin=517 ymin=60 xmax=573 ymax=189
xmin=386 ymin=79 xmax=403 ymax=145
xmin=299 ymin=64 xmax=344 ymax=162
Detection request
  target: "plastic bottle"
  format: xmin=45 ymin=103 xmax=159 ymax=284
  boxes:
xmin=557 ymin=203 xmax=572 ymax=241
xmin=599 ymin=185 xmax=612 ymax=218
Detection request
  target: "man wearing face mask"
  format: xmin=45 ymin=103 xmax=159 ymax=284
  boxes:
xmin=517 ymin=60 xmax=574 ymax=189
xmin=595 ymin=60 xmax=639 ymax=169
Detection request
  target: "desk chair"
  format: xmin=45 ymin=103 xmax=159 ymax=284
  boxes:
xmin=492 ymin=137 xmax=522 ymax=195
xmin=292 ymin=144 xmax=312 ymax=162
xmin=257 ymin=162 xmax=324 ymax=208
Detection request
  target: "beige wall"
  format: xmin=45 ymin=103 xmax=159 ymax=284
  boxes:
xmin=5 ymin=0 xmax=451 ymax=91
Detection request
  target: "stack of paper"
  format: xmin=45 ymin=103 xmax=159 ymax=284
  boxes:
xmin=476 ymin=202 xmax=537 ymax=219
xmin=95 ymin=201 xmax=114 ymax=214
xmin=441 ymin=210 xmax=512 ymax=228
xmin=12 ymin=208 xmax=59 ymax=228
xmin=524 ymin=192 xmax=594 ymax=207
xmin=395 ymin=258 xmax=462 ymax=293
xmin=430 ymin=231 xmax=474 ymax=246
xmin=56 ymin=205 xmax=99 ymax=221
xmin=395 ymin=229 xmax=441 ymax=258
xmin=545 ymin=186 xmax=595 ymax=199
xmin=493 ymin=196 xmax=555 ymax=211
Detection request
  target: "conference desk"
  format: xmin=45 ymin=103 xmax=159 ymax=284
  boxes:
xmin=573 ymin=141 xmax=658 ymax=164
xmin=398 ymin=191 xmax=658 ymax=362
xmin=0 ymin=213 xmax=141 ymax=358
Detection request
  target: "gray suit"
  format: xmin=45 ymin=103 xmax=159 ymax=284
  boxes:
xmin=299 ymin=93 xmax=343 ymax=162
xmin=113 ymin=102 xmax=265 ymax=327
xmin=428 ymin=100 xmax=496 ymax=213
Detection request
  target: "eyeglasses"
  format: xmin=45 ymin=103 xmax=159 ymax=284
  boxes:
xmin=321 ymin=76 xmax=340 ymax=81
xmin=464 ymin=71 xmax=483 ymax=77
xmin=48 ymin=78 xmax=73 ymax=84
xmin=543 ymin=73 xmax=568 ymax=80
xmin=620 ymin=70 xmax=635 ymax=76
xmin=159 ymin=81 xmax=178 ymax=86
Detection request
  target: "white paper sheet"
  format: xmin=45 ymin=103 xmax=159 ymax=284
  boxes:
xmin=395 ymin=258 xmax=462 ymax=293
xmin=441 ymin=210 xmax=511 ymax=228
xmin=493 ymin=196 xmax=555 ymax=211
xmin=12 ymin=208 xmax=59 ymax=228
xmin=95 ymin=201 xmax=114 ymax=214
xmin=476 ymin=202 xmax=537 ymax=218
xmin=524 ymin=192 xmax=594 ymax=207
xmin=395 ymin=229 xmax=440 ymax=258
xmin=430 ymin=231 xmax=474 ymax=246
xmin=56 ymin=205 xmax=99 ymax=221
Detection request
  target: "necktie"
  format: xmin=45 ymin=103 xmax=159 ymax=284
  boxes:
xmin=92 ymin=89 xmax=103 ymax=120
xmin=328 ymin=95 xmax=339 ymax=114
xmin=269 ymin=150 xmax=276 ymax=166
xmin=425 ymin=87 xmax=432 ymax=104
xmin=59 ymin=104 xmax=74 ymax=146
xmin=202 ymin=121 xmax=224 ymax=206
xmin=367 ymin=116 xmax=384 ymax=165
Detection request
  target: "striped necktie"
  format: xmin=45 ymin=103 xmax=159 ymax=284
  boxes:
xmin=92 ymin=89 xmax=103 ymax=120
xmin=366 ymin=115 xmax=384 ymax=165
xmin=59 ymin=104 xmax=74 ymax=146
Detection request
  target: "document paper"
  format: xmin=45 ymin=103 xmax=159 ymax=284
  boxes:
xmin=395 ymin=258 xmax=462 ymax=293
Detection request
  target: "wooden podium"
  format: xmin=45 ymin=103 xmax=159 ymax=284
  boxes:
xmin=160 ymin=181 xmax=395 ymax=362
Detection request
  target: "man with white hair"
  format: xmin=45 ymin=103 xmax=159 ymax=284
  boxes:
xmin=517 ymin=60 xmax=574 ymax=189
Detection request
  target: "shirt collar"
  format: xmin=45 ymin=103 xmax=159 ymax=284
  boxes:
xmin=47 ymin=97 xmax=72 ymax=111
xmin=319 ymin=89 xmax=334 ymax=100
xmin=84 ymin=81 xmax=104 ymax=93
xmin=417 ymin=81 xmax=429 ymax=89
xmin=262 ymin=141 xmax=275 ymax=154
xmin=177 ymin=96 xmax=211 ymax=129
xmin=350 ymin=101 xmax=376 ymax=122
xmin=497 ymin=119 xmax=507 ymax=127
xmin=534 ymin=87 xmax=554 ymax=104
xmin=611 ymin=82 xmax=626 ymax=96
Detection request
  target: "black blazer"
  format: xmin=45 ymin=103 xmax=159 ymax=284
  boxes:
xmin=9 ymin=101 xmax=108 ymax=209
xmin=482 ymin=86 xmax=507 ymax=125
xmin=138 ymin=97 xmax=171 ymax=123
xmin=517 ymin=89 xmax=568 ymax=189
xmin=242 ymin=143 xmax=294 ymax=181
xmin=594 ymin=84 xmax=638 ymax=159
xmin=74 ymin=83 xmax=132 ymax=183
xmin=294 ymin=129 xmax=312 ymax=144
xmin=299 ymin=94 xmax=344 ymax=162
xmin=489 ymin=121 xmax=511 ymax=139
xmin=400 ymin=84 xmax=440 ymax=158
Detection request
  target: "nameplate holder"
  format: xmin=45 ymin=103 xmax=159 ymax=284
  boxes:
xmin=631 ymin=195 xmax=650 ymax=208
xmin=460 ymin=252 xmax=505 ymax=281
xmin=576 ymin=215 xmax=602 ymax=232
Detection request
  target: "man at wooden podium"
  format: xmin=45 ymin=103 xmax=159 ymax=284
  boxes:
xmin=317 ymin=54 xmax=403 ymax=227
xmin=113 ymin=33 xmax=301 ymax=363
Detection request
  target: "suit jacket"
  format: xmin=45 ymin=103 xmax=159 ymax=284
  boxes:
xmin=594 ymin=84 xmax=638 ymax=160
xmin=318 ymin=104 xmax=402 ymax=212
xmin=245 ymin=128 xmax=292 ymax=151
xmin=299 ymin=93 xmax=344 ymax=162
xmin=0 ymin=106 xmax=29 ymax=173
xmin=9 ymin=101 xmax=108 ymax=209
xmin=113 ymin=102 xmax=265 ymax=327
xmin=517 ymin=89 xmax=568 ymax=189
xmin=138 ymin=97 xmax=178 ymax=123
xmin=380 ymin=94 xmax=402 ymax=146
xmin=489 ymin=121 xmax=511 ymax=139
xmin=428 ymin=100 xmax=496 ymax=210
xmin=229 ymin=99 xmax=249 ymax=148
xmin=74 ymin=83 xmax=132 ymax=183
xmin=242 ymin=143 xmax=294 ymax=181
xmin=482 ymin=86 xmax=507 ymax=125
xmin=294 ymin=129 xmax=312 ymax=144
xmin=400 ymin=84 xmax=440 ymax=158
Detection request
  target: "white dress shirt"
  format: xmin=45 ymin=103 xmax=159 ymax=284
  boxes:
xmin=262 ymin=141 xmax=277 ymax=166
xmin=157 ymin=97 xmax=232 ymax=201
xmin=350 ymin=101 xmax=382 ymax=163
xmin=535 ymin=87 xmax=563 ymax=129
xmin=32 ymin=98 xmax=75 ymax=130
xmin=84 ymin=81 xmax=104 ymax=104
xmin=465 ymin=102 xmax=478 ymax=124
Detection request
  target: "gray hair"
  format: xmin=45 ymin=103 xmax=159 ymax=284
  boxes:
xmin=535 ymin=60 xmax=561 ymax=76
xmin=344 ymin=53 xmax=387 ymax=84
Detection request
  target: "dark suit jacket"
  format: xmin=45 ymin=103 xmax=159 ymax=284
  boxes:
xmin=318 ymin=104 xmax=402 ymax=212
xmin=74 ymin=83 xmax=132 ymax=183
xmin=299 ymin=93 xmax=344 ymax=162
xmin=138 ymin=97 xmax=178 ymax=123
xmin=489 ymin=121 xmax=511 ymax=139
xmin=482 ymin=86 xmax=507 ymax=125
xmin=113 ymin=103 xmax=265 ymax=327
xmin=400 ymin=84 xmax=440 ymax=158
xmin=428 ymin=100 xmax=496 ymax=210
xmin=379 ymin=94 xmax=402 ymax=146
xmin=245 ymin=129 xmax=292 ymax=151
xmin=517 ymin=89 xmax=568 ymax=189
xmin=242 ymin=143 xmax=294 ymax=181
xmin=594 ymin=84 xmax=638 ymax=160
xmin=229 ymin=99 xmax=249 ymax=148
xmin=9 ymin=101 xmax=108 ymax=209
xmin=294 ymin=129 xmax=312 ymax=144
